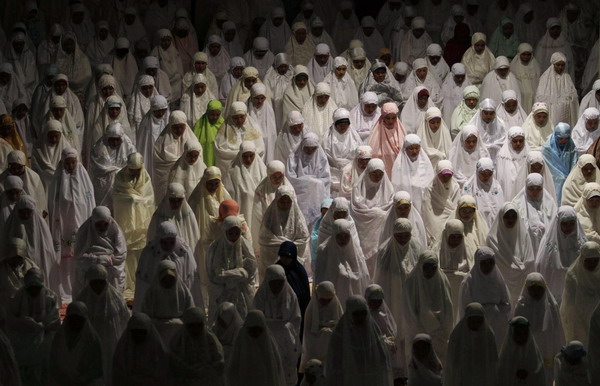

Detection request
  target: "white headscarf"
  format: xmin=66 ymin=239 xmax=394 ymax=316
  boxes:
xmin=349 ymin=91 xmax=381 ymax=142
xmin=572 ymin=107 xmax=600 ymax=155
xmin=323 ymin=56 xmax=359 ymax=110
xmin=513 ymin=272 xmax=565 ymax=375
xmin=422 ymin=160 xmax=461 ymax=246
xmin=31 ymin=119 xmax=72 ymax=187
xmin=444 ymin=303 xmax=499 ymax=386
xmin=535 ymin=18 xmax=574 ymax=75
xmin=353 ymin=16 xmax=386 ymax=61
xmin=286 ymin=133 xmax=331 ymax=225
xmin=127 ymin=74 xmax=157 ymax=131
xmin=399 ymin=17 xmax=433 ymax=65
xmin=536 ymin=206 xmax=587 ymax=302
xmin=561 ymin=154 xmax=600 ymax=207
xmin=408 ymin=333 xmax=443 ymax=386
xmin=151 ymin=29 xmax=184 ymax=100
xmin=188 ymin=166 xmax=232 ymax=240
xmin=510 ymin=43 xmax=541 ymax=114
xmin=458 ymin=247 xmax=511 ymax=347
xmin=512 ymin=150 xmax=557 ymax=202
xmin=467 ymin=98 xmax=508 ymax=162
xmin=0 ymin=63 xmax=26 ymax=112
xmin=339 ymin=145 xmax=372 ymax=198
xmin=85 ymin=21 xmax=114 ymax=68
xmin=302 ymin=82 xmax=338 ymax=138
xmin=403 ymin=58 xmax=443 ymax=107
xmin=179 ymin=73 xmax=215 ymax=127
xmin=400 ymin=85 xmax=435 ymax=134
xmin=496 ymin=126 xmax=530 ymax=199
xmin=404 ymin=251 xmax=454 ymax=363
xmin=259 ymin=7 xmax=292 ymax=54
xmin=307 ymin=44 xmax=333 ymax=84
xmin=167 ymin=140 xmax=207 ymax=199
xmin=54 ymin=32 xmax=92 ymax=96
xmin=391 ymin=134 xmax=433 ymax=213
xmin=448 ymin=194 xmax=490 ymax=259
xmin=448 ymin=124 xmax=491 ymax=187
xmin=205 ymin=35 xmax=231 ymax=82
xmin=579 ymin=80 xmax=600 ymax=114
xmin=441 ymin=63 xmax=471 ymax=124
xmin=350 ymin=159 xmax=394 ymax=261
xmin=535 ymin=52 xmax=579 ymax=127
xmin=486 ymin=202 xmax=536 ymax=304
xmin=263 ymin=53 xmax=294 ymax=125
xmin=89 ymin=122 xmax=137 ymax=208
xmin=496 ymin=90 xmax=528 ymax=128
xmin=136 ymin=95 xmax=169 ymax=174
xmin=480 ymin=56 xmax=522 ymax=103
xmin=416 ymin=107 xmax=452 ymax=169
xmin=496 ymin=316 xmax=547 ymax=386
xmin=450 ymin=85 xmax=480 ymax=138
xmin=462 ymin=157 xmax=504 ymax=228
xmin=258 ymin=185 xmax=309 ymax=277
xmin=461 ymin=33 xmax=496 ymax=86
xmin=247 ymin=83 xmax=277 ymax=163
xmin=512 ymin=173 xmax=558 ymax=253
xmin=282 ymin=65 xmax=315 ymax=125
xmin=380 ymin=191 xmax=427 ymax=249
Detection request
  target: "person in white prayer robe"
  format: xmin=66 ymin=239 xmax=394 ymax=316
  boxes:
xmin=402 ymin=86 xmax=436 ymax=136
xmin=300 ymin=281 xmax=343 ymax=372
xmin=284 ymin=21 xmax=316 ymax=67
xmin=448 ymin=125 xmax=491 ymax=187
xmin=84 ymin=70 xmax=121 ymax=132
xmin=321 ymin=108 xmax=361 ymax=197
xmin=349 ymin=91 xmax=380 ymax=142
xmin=0 ymin=176 xmax=22 ymax=230
xmin=450 ymin=85 xmax=479 ymax=138
xmin=461 ymin=32 xmax=495 ymax=86
xmin=510 ymin=43 xmax=541 ymax=114
xmin=448 ymin=194 xmax=490 ymax=260
xmin=496 ymin=90 xmax=527 ymax=128
xmin=348 ymin=46 xmax=372 ymax=89
xmin=572 ymin=107 xmax=600 ymax=155
xmin=426 ymin=44 xmax=450 ymax=86
xmin=441 ymin=63 xmax=470 ymax=125
xmin=4 ymin=31 xmax=38 ymax=100
xmin=140 ymin=259 xmax=194 ymax=345
xmin=73 ymin=206 xmax=126 ymax=296
xmin=379 ymin=191 xmax=427 ymax=249
xmin=286 ymin=133 xmax=331 ymax=225
xmin=220 ymin=21 xmax=244 ymax=58
xmin=169 ymin=306 xmax=225 ymax=386
xmin=536 ymin=206 xmax=587 ymax=302
xmin=213 ymin=101 xmax=264 ymax=174
xmin=183 ymin=52 xmax=219 ymax=99
xmin=374 ymin=217 xmax=421 ymax=375
xmin=85 ymin=21 xmax=114 ymax=69
xmin=535 ymin=18 xmax=574 ymax=77
xmin=281 ymin=65 xmax=315 ymax=127
xmin=31 ymin=119 xmax=72 ymax=188
xmin=41 ymin=95 xmax=80 ymax=156
xmin=150 ymin=29 xmax=184 ymax=103
xmin=301 ymin=82 xmax=337 ymax=139
xmin=415 ymin=107 xmax=451 ymax=170
xmin=512 ymin=173 xmax=557 ymax=254
xmin=74 ymin=264 xmax=129 ymax=381
xmin=179 ymin=73 xmax=215 ymax=128
xmin=108 ymin=37 xmax=139 ymax=103
xmin=252 ymin=264 xmax=301 ymax=385
xmin=263 ymin=53 xmax=294 ymax=126
xmin=404 ymin=251 xmax=453 ymax=365
xmin=225 ymin=309 xmax=286 ymax=386
xmin=496 ymin=126 xmax=529 ymax=200
xmin=112 ymin=152 xmax=155 ymax=297
xmin=46 ymin=148 xmax=94 ymax=302
xmin=112 ymin=312 xmax=170 ymax=384
xmin=259 ymin=7 xmax=292 ymax=55
xmin=467 ymin=98 xmax=508 ymax=162
xmin=89 ymin=122 xmax=136 ymax=209
xmin=535 ymin=52 xmax=579 ymax=127
xmin=315 ymin=218 xmax=370 ymax=305
xmin=407 ymin=333 xmax=443 ymax=386
xmin=444 ymin=302 xmax=498 ymax=386
xmin=258 ymin=185 xmax=308 ymax=278
xmin=211 ymin=301 xmax=243 ymax=364
xmin=459 ymin=247 xmax=511 ymax=347
xmin=306 ymin=43 xmax=333 ymax=85
xmin=358 ymin=60 xmax=403 ymax=106
xmin=422 ymin=161 xmax=461 ymax=246
xmin=496 ymin=316 xmax=547 ymax=386
xmin=339 ymin=145 xmax=371 ymax=199
xmin=47 ymin=302 xmax=103 ymax=385
xmin=350 ymin=158 xmax=393 ymax=272
xmin=554 ymin=340 xmax=592 ymax=386
xmin=127 ymin=75 xmax=157 ymax=133
xmin=514 ymin=272 xmax=565 ymax=385
xmin=435 ymin=219 xmax=470 ymax=317
xmin=205 ymin=213 xmax=256 ymax=323
xmin=222 ymin=66 xmax=261 ymax=117
xmin=152 ymin=110 xmax=198 ymax=202
xmin=167 ymin=141 xmax=206 ymax=199
xmin=325 ymin=295 xmax=394 ymax=385
xmin=561 ymin=154 xmax=600 ymax=207
xmin=398 ymin=17 xmax=432 ymax=66
xmin=391 ymin=134 xmax=433 ymax=214
xmin=462 ymin=157 xmax=504 ymax=228
xmin=575 ymin=182 xmax=600 ymax=244
xmin=521 ymin=103 xmax=553 ymax=154
xmin=560 ymin=240 xmax=600 ymax=343
xmin=243 ymin=89 xmax=274 ymax=166
xmin=0 ymin=237 xmax=36 ymax=310
xmin=244 ymin=36 xmax=275 ymax=79
xmin=352 ymin=16 xmax=385 ymax=62
xmin=580 ymin=80 xmax=600 ymax=115
xmin=140 ymin=56 xmax=173 ymax=103
xmin=54 ymin=32 xmax=92 ymax=99
xmin=0 ymin=63 xmax=26 ymax=116
xmin=403 ymin=60 xmax=443 ymax=109
xmin=136 ymin=95 xmax=169 ymax=174
xmin=481 ymin=56 xmax=522 ymax=103
xmin=5 ymin=267 xmax=60 ymax=385
xmin=323 ymin=56 xmax=358 ymax=111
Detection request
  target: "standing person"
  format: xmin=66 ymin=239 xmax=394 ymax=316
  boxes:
xmin=47 ymin=148 xmax=94 ymax=302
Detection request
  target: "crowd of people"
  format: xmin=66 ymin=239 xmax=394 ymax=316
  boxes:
xmin=0 ymin=0 xmax=600 ymax=385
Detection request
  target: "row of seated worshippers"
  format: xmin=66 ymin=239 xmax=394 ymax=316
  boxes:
xmin=0 ymin=0 xmax=600 ymax=385
xmin=2 ymin=244 xmax=600 ymax=386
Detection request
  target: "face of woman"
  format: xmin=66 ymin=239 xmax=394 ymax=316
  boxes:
xmin=526 ymin=185 xmax=543 ymax=201
xmin=369 ymin=169 xmax=384 ymax=183
xmin=383 ymin=113 xmax=397 ymax=129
